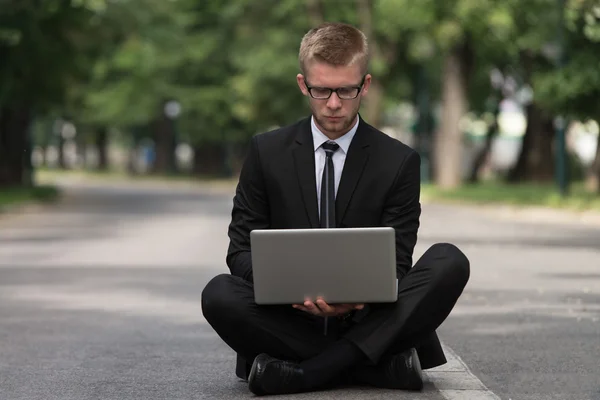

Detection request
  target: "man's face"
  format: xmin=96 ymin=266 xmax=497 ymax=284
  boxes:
xmin=297 ymin=61 xmax=371 ymax=139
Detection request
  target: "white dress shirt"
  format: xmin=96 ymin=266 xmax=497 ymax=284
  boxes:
xmin=311 ymin=116 xmax=359 ymax=217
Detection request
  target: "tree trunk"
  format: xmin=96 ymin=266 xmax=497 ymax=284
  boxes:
xmin=507 ymin=50 xmax=555 ymax=183
xmin=584 ymin=133 xmax=600 ymax=192
xmin=507 ymin=103 xmax=555 ymax=182
xmin=434 ymin=45 xmax=470 ymax=189
xmin=363 ymin=80 xmax=385 ymax=128
xmin=306 ymin=0 xmax=324 ymax=26
xmin=152 ymin=114 xmax=174 ymax=175
xmin=55 ymin=134 xmax=66 ymax=169
xmin=468 ymin=99 xmax=500 ymax=183
xmin=356 ymin=0 xmax=387 ymax=128
xmin=0 ymin=105 xmax=31 ymax=187
xmin=39 ymin=145 xmax=47 ymax=167
xmin=192 ymin=143 xmax=226 ymax=177
xmin=95 ymin=126 xmax=109 ymax=171
xmin=75 ymin=132 xmax=87 ymax=169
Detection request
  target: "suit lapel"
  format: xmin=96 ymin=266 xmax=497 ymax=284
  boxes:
xmin=292 ymin=116 xmax=372 ymax=228
xmin=336 ymin=119 xmax=370 ymax=225
xmin=292 ymin=118 xmax=320 ymax=228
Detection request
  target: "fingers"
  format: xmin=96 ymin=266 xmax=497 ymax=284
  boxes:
xmin=292 ymin=304 xmax=310 ymax=313
xmin=293 ymin=300 xmax=324 ymax=316
xmin=293 ymin=300 xmax=365 ymax=316
xmin=305 ymin=300 xmax=322 ymax=314
xmin=315 ymin=298 xmax=335 ymax=314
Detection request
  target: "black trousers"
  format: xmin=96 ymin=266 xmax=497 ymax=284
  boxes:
xmin=201 ymin=243 xmax=470 ymax=378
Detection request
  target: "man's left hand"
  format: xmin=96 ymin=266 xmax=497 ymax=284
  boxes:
xmin=293 ymin=298 xmax=364 ymax=317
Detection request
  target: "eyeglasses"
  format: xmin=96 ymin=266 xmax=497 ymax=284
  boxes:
xmin=305 ymin=76 xmax=366 ymax=100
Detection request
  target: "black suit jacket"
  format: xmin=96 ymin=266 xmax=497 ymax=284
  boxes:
xmin=226 ymin=116 xmax=446 ymax=378
xmin=226 ymin=115 xmax=421 ymax=283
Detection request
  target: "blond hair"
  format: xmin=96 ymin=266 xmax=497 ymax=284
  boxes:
xmin=299 ymin=22 xmax=369 ymax=76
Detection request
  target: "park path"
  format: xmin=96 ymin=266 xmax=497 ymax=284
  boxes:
xmin=1 ymin=179 xmax=598 ymax=399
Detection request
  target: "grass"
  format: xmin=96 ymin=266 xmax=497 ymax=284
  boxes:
xmin=421 ymin=181 xmax=600 ymax=212
xmin=0 ymin=185 xmax=60 ymax=211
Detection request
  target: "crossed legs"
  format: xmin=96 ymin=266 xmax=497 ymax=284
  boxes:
xmin=201 ymin=242 xmax=470 ymax=393
xmin=201 ymin=272 xmax=336 ymax=364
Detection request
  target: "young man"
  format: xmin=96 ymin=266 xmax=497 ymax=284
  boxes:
xmin=201 ymin=22 xmax=470 ymax=396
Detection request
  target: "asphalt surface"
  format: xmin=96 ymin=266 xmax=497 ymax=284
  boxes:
xmin=0 ymin=179 xmax=599 ymax=400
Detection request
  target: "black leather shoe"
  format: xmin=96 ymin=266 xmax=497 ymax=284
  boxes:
xmin=247 ymin=353 xmax=307 ymax=396
xmin=352 ymin=347 xmax=423 ymax=390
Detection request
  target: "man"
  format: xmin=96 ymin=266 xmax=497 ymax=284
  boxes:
xmin=201 ymin=22 xmax=470 ymax=396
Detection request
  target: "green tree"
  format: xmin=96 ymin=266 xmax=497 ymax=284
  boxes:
xmin=534 ymin=0 xmax=600 ymax=191
xmin=0 ymin=0 xmax=104 ymax=186
xmin=76 ymin=0 xmax=193 ymax=173
xmin=397 ymin=0 xmax=514 ymax=189
xmin=501 ymin=0 xmax=566 ymax=183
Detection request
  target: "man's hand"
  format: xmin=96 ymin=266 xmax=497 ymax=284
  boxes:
xmin=293 ymin=297 xmax=364 ymax=317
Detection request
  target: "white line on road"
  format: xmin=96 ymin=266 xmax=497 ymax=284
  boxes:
xmin=425 ymin=344 xmax=502 ymax=400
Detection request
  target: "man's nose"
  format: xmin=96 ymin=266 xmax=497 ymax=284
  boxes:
xmin=326 ymin=92 xmax=342 ymax=109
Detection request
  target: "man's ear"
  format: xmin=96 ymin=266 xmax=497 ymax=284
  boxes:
xmin=360 ymin=73 xmax=372 ymax=97
xmin=297 ymin=74 xmax=308 ymax=96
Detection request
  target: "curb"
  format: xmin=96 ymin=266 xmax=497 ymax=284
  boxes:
xmin=426 ymin=344 xmax=501 ymax=400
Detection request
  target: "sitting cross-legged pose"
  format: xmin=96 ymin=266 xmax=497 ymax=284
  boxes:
xmin=201 ymin=22 xmax=470 ymax=396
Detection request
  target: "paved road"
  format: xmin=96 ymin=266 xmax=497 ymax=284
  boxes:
xmin=0 ymin=180 xmax=598 ymax=400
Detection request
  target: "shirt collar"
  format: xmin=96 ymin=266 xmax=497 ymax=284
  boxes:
xmin=311 ymin=115 xmax=359 ymax=154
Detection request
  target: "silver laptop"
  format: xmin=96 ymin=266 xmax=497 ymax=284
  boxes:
xmin=250 ymin=227 xmax=398 ymax=305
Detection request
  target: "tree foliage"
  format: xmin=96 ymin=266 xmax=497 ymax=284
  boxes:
xmin=2 ymin=0 xmax=600 ymax=187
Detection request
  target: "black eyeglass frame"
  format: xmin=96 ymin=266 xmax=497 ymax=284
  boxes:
xmin=304 ymin=75 xmax=367 ymax=100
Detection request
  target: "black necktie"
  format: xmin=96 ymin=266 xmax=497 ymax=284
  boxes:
xmin=320 ymin=141 xmax=339 ymax=228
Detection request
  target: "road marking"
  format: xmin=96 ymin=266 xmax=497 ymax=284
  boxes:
xmin=424 ymin=344 xmax=501 ymax=400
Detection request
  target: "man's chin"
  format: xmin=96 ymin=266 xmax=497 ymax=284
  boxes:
xmin=314 ymin=115 xmax=354 ymax=137
xmin=321 ymin=119 xmax=346 ymax=130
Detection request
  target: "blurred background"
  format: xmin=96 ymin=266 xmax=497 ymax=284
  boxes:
xmin=1 ymin=0 xmax=600 ymax=209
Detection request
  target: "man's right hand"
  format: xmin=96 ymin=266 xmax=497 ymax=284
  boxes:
xmin=292 ymin=298 xmax=364 ymax=317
